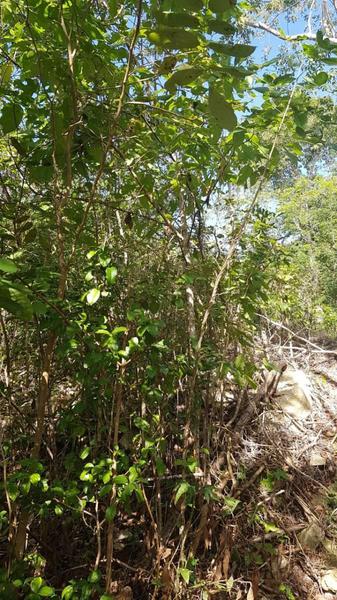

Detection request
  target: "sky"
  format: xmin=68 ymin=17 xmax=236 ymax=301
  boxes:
xmin=207 ymin=8 xmax=337 ymax=229
xmin=253 ymin=12 xmax=313 ymax=62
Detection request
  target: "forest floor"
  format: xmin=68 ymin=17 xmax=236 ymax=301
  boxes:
xmin=216 ymin=333 xmax=337 ymax=600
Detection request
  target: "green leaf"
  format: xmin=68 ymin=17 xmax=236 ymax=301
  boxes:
xmin=227 ymin=576 xmax=234 ymax=592
xmin=114 ymin=474 xmax=128 ymax=485
xmin=8 ymin=287 xmax=33 ymax=320
xmin=174 ymin=0 xmax=203 ymax=8
xmin=222 ymin=65 xmax=253 ymax=78
xmin=0 ymin=62 xmax=13 ymax=84
xmin=29 ymin=166 xmax=53 ymax=183
xmin=209 ymin=0 xmax=233 ymax=12
xmin=156 ymin=55 xmax=177 ymax=74
xmin=321 ymin=57 xmax=337 ymax=65
xmin=279 ymin=584 xmax=296 ymax=600
xmin=105 ymin=266 xmax=117 ymax=285
xmin=186 ymin=456 xmax=198 ymax=473
xmin=0 ymin=258 xmax=18 ymax=273
xmin=208 ymin=88 xmax=237 ymax=131
xmin=293 ymin=110 xmax=307 ymax=128
xmin=84 ymin=462 xmax=94 ymax=469
xmin=223 ymin=496 xmax=240 ymax=514
xmin=155 ymin=457 xmax=166 ymax=476
xmin=80 ymin=446 xmax=90 ymax=460
xmin=179 ymin=567 xmax=191 ymax=584
xmin=99 ymin=256 xmax=111 ymax=268
xmin=0 ymin=103 xmax=23 ymax=133
xmin=8 ymin=481 xmax=19 ymax=501
xmin=262 ymin=521 xmax=282 ymax=534
xmin=88 ymin=570 xmax=101 ymax=583
xmin=30 ymin=578 xmax=43 ymax=593
xmin=134 ymin=416 xmax=150 ymax=431
xmin=108 ymin=0 xmax=117 ymax=16
xmin=80 ymin=469 xmax=93 ymax=481
xmin=207 ymin=19 xmax=235 ymax=35
xmin=86 ymin=288 xmax=100 ymax=305
xmin=312 ymin=71 xmax=329 ymax=85
xmin=316 ymin=29 xmax=332 ymax=49
xmin=30 ymin=473 xmax=41 ymax=485
xmin=174 ymin=481 xmax=190 ymax=504
xmin=147 ymin=28 xmax=200 ymax=50
xmin=39 ymin=586 xmax=55 ymax=597
xmin=99 ymin=483 xmax=112 ymax=497
xmin=208 ymin=42 xmax=255 ymax=58
xmin=0 ymin=284 xmax=33 ymax=320
xmin=102 ymin=471 xmax=111 ymax=484
xmin=105 ymin=504 xmax=117 ymax=522
xmin=165 ymin=65 xmax=202 ymax=92
xmin=128 ymin=466 xmax=139 ymax=483
xmin=61 ymin=586 xmax=74 ymax=600
xmin=154 ymin=11 xmax=200 ymax=28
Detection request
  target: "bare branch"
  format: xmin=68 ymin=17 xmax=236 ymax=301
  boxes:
xmin=196 ymin=66 xmax=303 ymax=354
xmin=69 ymin=0 xmax=143 ymax=262
xmin=245 ymin=19 xmax=337 ymax=44
xmin=257 ymin=313 xmax=337 ymax=354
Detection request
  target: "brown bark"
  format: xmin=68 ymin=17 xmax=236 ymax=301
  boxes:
xmin=105 ymin=362 xmax=125 ymax=593
xmin=13 ymin=333 xmax=57 ymax=559
xmin=0 ymin=311 xmax=11 ymax=385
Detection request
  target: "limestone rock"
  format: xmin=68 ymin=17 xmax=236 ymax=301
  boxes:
xmin=310 ymin=451 xmax=327 ymax=466
xmin=323 ymin=539 xmax=337 ymax=556
xmin=323 ymin=540 xmax=337 ymax=566
xmin=275 ymin=368 xmax=312 ymax=419
xmin=321 ymin=569 xmax=337 ymax=593
xmin=298 ymin=522 xmax=324 ymax=549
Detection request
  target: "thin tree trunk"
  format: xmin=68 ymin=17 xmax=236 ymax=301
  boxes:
xmin=0 ymin=310 xmax=11 ymax=386
xmin=179 ymin=192 xmax=199 ymax=452
xmin=13 ymin=333 xmax=57 ymax=559
xmin=105 ymin=360 xmax=126 ymax=593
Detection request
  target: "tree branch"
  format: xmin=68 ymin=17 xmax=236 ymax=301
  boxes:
xmin=69 ymin=0 xmax=143 ymax=263
xmin=246 ymin=19 xmax=337 ymax=44
xmin=196 ymin=65 xmax=302 ymax=354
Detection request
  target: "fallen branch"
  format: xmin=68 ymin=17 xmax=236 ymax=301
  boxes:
xmin=279 ymin=345 xmax=337 ymax=354
xmin=257 ymin=313 xmax=337 ymax=355
xmin=234 ymin=463 xmax=266 ymax=498
xmin=251 ymin=523 xmax=305 ymax=544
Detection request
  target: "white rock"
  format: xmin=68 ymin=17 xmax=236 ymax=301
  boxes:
xmin=321 ymin=569 xmax=337 ymax=592
xmin=275 ymin=368 xmax=312 ymax=420
xmin=309 ymin=452 xmax=327 ymax=466
xmin=298 ymin=522 xmax=324 ymax=549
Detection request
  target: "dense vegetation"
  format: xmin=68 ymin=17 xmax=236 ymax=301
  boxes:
xmin=0 ymin=0 xmax=336 ymax=598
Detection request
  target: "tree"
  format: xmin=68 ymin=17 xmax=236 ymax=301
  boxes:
xmin=0 ymin=0 xmax=336 ymax=598
xmin=277 ymin=176 xmax=337 ymax=327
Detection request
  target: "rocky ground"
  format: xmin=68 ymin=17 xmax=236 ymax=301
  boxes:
xmin=230 ymin=334 xmax=337 ymax=599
